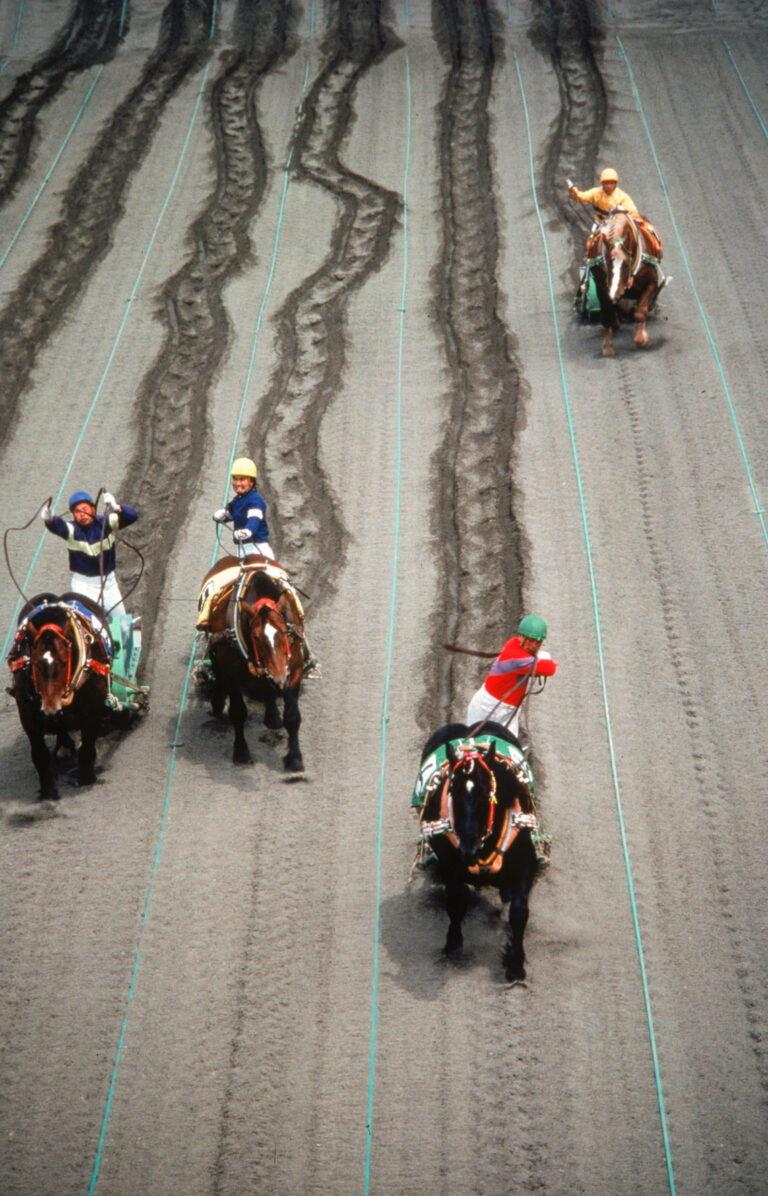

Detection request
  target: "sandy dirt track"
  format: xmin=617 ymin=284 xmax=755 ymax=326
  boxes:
xmin=1 ymin=2 xmax=767 ymax=1193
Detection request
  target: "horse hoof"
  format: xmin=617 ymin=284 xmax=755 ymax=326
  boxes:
xmin=602 ymin=346 xmax=615 ymax=358
xmin=233 ymin=752 xmax=253 ymax=766
xmin=283 ymin=753 xmax=304 ymax=774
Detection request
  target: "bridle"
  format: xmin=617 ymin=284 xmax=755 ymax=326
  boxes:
xmin=420 ymin=746 xmax=538 ymax=874
xmin=241 ymin=596 xmax=290 ymax=681
xmin=11 ymin=606 xmax=110 ymax=706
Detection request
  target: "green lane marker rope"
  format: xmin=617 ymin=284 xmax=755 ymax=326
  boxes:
xmin=513 ymin=50 xmax=676 ymax=1196
xmin=364 ymin=44 xmax=411 ymax=1196
xmin=616 ymin=35 xmax=768 ymax=548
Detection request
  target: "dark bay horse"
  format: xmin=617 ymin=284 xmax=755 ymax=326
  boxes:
xmin=197 ymin=556 xmax=305 ymax=771
xmin=416 ymin=723 xmax=545 ymax=983
xmin=586 ymin=208 xmax=665 ymax=356
xmin=8 ymin=593 xmax=113 ymax=800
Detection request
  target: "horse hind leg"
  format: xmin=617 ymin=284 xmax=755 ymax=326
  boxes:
xmin=501 ymin=865 xmax=536 ymax=983
xmin=633 ymin=304 xmax=649 ymax=347
xmin=442 ymin=874 xmax=468 ymax=961
xmin=282 ymin=686 xmax=303 ymax=773
xmin=77 ymin=731 xmax=98 ymax=787
xmin=29 ymin=727 xmax=59 ymax=801
xmin=229 ymin=688 xmax=252 ymax=765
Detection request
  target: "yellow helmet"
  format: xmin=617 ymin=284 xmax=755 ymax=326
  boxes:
xmin=231 ymin=457 xmax=257 ymax=480
xmin=600 ymin=167 xmax=619 ymax=183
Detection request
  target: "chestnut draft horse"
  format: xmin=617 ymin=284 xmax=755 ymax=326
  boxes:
xmin=415 ymin=723 xmax=547 ymax=983
xmin=197 ymin=556 xmax=305 ymax=772
xmin=587 ymin=208 xmax=665 ymax=356
xmin=8 ymin=593 xmax=113 ymax=800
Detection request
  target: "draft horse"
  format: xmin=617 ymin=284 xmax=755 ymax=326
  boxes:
xmin=587 ymin=208 xmax=665 ymax=356
xmin=417 ymin=723 xmax=543 ymax=983
xmin=8 ymin=593 xmax=113 ymax=800
xmin=197 ymin=556 xmax=305 ymax=771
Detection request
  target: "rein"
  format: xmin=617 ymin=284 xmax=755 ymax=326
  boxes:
xmin=241 ymin=596 xmax=290 ymax=680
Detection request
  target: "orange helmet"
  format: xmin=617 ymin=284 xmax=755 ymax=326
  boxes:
xmin=600 ymin=167 xmax=619 ymax=183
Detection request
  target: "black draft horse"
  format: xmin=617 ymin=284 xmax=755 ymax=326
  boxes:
xmin=418 ymin=723 xmax=541 ymax=983
xmin=201 ymin=558 xmax=305 ymax=772
xmin=8 ymin=593 xmax=112 ymax=800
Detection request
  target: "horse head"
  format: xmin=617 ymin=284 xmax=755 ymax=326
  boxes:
xmin=30 ymin=620 xmax=77 ymax=715
xmin=446 ymin=741 xmax=498 ymax=866
xmin=604 ymin=209 xmax=636 ymax=303
xmin=240 ymin=594 xmax=291 ymax=688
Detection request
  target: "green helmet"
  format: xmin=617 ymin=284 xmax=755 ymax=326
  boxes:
xmin=518 ymin=614 xmax=547 ymax=642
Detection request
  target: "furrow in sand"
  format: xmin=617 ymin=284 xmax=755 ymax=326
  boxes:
xmin=247 ymin=0 xmax=402 ymax=605
xmin=0 ymin=0 xmax=215 ymax=451
xmin=0 ymin=0 xmax=126 ymax=206
xmin=428 ymin=0 xmax=525 ymax=727
xmin=124 ymin=0 xmax=292 ymax=648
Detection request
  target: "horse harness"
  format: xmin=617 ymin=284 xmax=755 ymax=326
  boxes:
xmin=10 ymin=603 xmax=111 ymax=705
xmin=419 ymin=745 xmax=539 ymax=876
xmin=236 ymin=593 xmax=291 ymax=679
xmin=588 ymin=211 xmax=664 ymax=288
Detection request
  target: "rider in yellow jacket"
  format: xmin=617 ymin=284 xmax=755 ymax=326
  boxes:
xmin=568 ymin=167 xmax=639 ymax=217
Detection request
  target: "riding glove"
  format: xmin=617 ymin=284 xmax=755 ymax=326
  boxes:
xmin=103 ymin=492 xmax=120 ymax=513
xmin=40 ymin=503 xmax=52 ymax=522
xmin=232 ymin=528 xmax=252 ymax=542
xmin=212 ymin=508 xmax=229 ymax=523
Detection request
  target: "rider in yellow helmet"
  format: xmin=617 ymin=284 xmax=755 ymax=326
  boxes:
xmin=567 ymin=167 xmax=639 ymax=218
xmin=211 ymin=456 xmax=318 ymax=673
xmin=212 ymin=457 xmax=274 ymax=560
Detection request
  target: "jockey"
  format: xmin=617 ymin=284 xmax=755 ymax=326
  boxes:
xmin=211 ymin=457 xmax=318 ymax=674
xmin=466 ymin=615 xmax=557 ymax=739
xmin=567 ymin=167 xmax=639 ymax=218
xmin=42 ymin=489 xmax=138 ymax=623
xmin=212 ymin=457 xmax=273 ymax=560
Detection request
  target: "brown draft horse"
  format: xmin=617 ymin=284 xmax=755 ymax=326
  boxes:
xmin=8 ymin=593 xmax=113 ymax=800
xmin=587 ymin=208 xmax=665 ymax=356
xmin=416 ymin=723 xmax=544 ymax=983
xmin=197 ymin=556 xmax=305 ymax=771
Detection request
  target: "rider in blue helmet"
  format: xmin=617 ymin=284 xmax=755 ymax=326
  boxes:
xmin=42 ymin=488 xmax=138 ymax=623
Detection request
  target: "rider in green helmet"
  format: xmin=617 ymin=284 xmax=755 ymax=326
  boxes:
xmin=466 ymin=614 xmax=557 ymax=741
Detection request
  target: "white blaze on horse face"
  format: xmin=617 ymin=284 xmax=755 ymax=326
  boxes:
xmin=264 ymin=623 xmax=278 ymax=650
xmin=610 ymin=254 xmax=623 ymax=301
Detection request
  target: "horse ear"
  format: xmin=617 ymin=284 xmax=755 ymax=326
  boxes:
xmin=484 ymin=742 xmax=496 ymax=766
xmin=446 ymin=741 xmax=458 ymax=768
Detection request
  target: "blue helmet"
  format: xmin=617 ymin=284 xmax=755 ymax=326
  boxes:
xmin=68 ymin=490 xmax=95 ymax=509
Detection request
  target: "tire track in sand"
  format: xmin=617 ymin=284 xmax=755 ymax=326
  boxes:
xmin=124 ymin=0 xmax=293 ymax=647
xmin=244 ymin=0 xmax=402 ymax=605
xmin=0 ymin=0 xmax=126 ymax=207
xmin=528 ymin=0 xmax=607 ymax=272
xmin=0 ymin=0 xmax=215 ymax=451
xmin=427 ymin=0 xmax=526 ymax=725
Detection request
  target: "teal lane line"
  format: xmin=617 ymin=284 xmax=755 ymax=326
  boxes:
xmin=0 ymin=68 xmax=103 ymax=273
xmin=90 ymin=40 xmax=316 ymax=1193
xmin=1 ymin=59 xmax=214 ymax=664
xmin=616 ymin=35 xmax=768 ymax=542
xmin=0 ymin=0 xmax=25 ymax=72
xmin=212 ymin=53 xmax=312 ymax=534
xmin=364 ymin=46 xmax=411 ymax=1196
xmin=723 ymin=41 xmax=768 ymax=141
xmin=87 ymin=42 xmax=224 ymax=1192
xmin=513 ymin=51 xmax=676 ymax=1195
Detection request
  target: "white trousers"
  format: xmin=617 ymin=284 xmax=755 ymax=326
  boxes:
xmin=70 ymin=571 xmax=127 ymax=621
xmin=466 ymin=684 xmax=521 ymax=736
xmin=239 ymin=541 xmax=274 ymax=561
